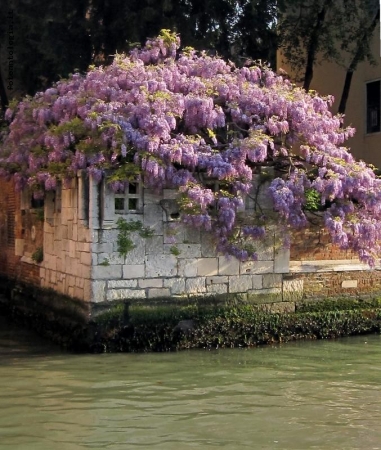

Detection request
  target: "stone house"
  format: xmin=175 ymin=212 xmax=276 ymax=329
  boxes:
xmin=0 ymin=169 xmax=380 ymax=315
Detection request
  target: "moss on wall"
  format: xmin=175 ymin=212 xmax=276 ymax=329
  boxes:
xmin=1 ymin=277 xmax=381 ymax=353
xmin=92 ymin=299 xmax=381 ymax=352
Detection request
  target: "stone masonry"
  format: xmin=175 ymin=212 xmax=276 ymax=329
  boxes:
xmin=1 ymin=172 xmax=380 ymax=305
xmin=88 ymin=181 xmax=291 ymax=303
xmin=39 ymin=176 xmax=92 ymax=300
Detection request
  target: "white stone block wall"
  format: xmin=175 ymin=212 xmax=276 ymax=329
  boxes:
xmin=89 ymin=185 xmax=291 ymax=303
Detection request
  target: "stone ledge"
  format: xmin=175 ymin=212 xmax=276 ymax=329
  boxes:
xmin=20 ymin=256 xmax=40 ymax=266
xmin=289 ymin=259 xmax=378 ymax=273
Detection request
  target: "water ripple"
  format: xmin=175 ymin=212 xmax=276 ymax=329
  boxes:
xmin=0 ymin=317 xmax=381 ymax=449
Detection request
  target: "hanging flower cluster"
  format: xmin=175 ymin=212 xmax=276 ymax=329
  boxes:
xmin=1 ymin=30 xmax=381 ymax=265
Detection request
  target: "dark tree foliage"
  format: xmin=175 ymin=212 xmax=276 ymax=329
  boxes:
xmin=0 ymin=5 xmax=11 ymax=111
xmin=88 ymin=0 xmax=278 ymax=64
xmin=2 ymin=0 xmax=377 ymax=119
xmin=0 ymin=0 xmax=92 ymax=100
xmin=234 ymin=0 xmax=277 ymax=64
xmin=0 ymin=0 xmax=278 ymax=105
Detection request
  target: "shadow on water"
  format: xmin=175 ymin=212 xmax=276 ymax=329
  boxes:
xmin=0 ymin=313 xmax=381 ymax=449
xmin=0 ymin=314 xmax=63 ymax=362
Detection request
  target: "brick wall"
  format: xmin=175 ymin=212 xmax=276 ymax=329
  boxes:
xmin=290 ymin=226 xmax=381 ymax=299
xmin=0 ymin=178 xmax=41 ymax=286
xmin=288 ymin=271 xmax=381 ymax=300
xmin=291 ymin=227 xmax=358 ymax=261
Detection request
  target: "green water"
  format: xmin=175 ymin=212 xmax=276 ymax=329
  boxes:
xmin=0 ymin=315 xmax=381 ymax=450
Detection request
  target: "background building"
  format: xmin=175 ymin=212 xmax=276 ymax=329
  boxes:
xmin=278 ymin=18 xmax=381 ymax=167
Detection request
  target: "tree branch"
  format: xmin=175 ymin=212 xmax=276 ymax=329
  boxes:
xmin=303 ymin=0 xmax=334 ymax=91
xmin=338 ymin=7 xmax=380 ymax=115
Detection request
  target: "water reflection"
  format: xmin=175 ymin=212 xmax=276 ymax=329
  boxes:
xmin=0 ymin=314 xmax=380 ymax=449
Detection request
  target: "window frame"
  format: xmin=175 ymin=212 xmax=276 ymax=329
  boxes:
xmin=114 ymin=181 xmax=143 ymax=215
xmin=366 ymin=79 xmax=381 ymax=135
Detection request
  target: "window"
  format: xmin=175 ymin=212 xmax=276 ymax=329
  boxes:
xmin=367 ymin=80 xmax=380 ymax=134
xmin=20 ymin=188 xmax=45 ymax=211
xmin=31 ymin=197 xmax=44 ymax=209
xmin=114 ymin=182 xmax=142 ymax=214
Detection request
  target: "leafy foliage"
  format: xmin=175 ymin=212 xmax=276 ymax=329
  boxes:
xmin=116 ymin=218 xmax=153 ymax=257
xmin=31 ymin=247 xmax=44 ymax=263
xmin=34 ymin=207 xmax=45 ymax=222
xmin=0 ymin=0 xmax=92 ymax=99
xmin=296 ymin=297 xmax=381 ymax=313
xmin=169 ymin=246 xmax=181 ymax=256
xmin=1 ymin=31 xmax=381 ymax=265
xmin=304 ymin=188 xmax=321 ymax=212
xmin=0 ymin=0 xmax=277 ymax=107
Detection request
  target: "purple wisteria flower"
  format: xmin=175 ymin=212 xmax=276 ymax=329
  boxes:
xmin=1 ymin=30 xmax=380 ymax=264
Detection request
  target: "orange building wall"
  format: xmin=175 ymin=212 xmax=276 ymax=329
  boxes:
xmin=277 ymin=23 xmax=381 ymax=169
xmin=0 ymin=178 xmax=42 ymax=286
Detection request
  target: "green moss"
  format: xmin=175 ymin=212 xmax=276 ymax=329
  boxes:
xmin=129 ymin=304 xmax=198 ymax=324
xmin=3 ymin=278 xmax=381 ymax=353
xmin=116 ymin=218 xmax=154 ymax=257
xmin=169 ymin=245 xmax=181 ymax=256
xmin=93 ymin=302 xmax=126 ymax=328
xmin=34 ymin=207 xmax=44 ymax=222
xmin=296 ymin=298 xmax=381 ymax=313
xmin=90 ymin=301 xmax=381 ymax=352
xmin=31 ymin=247 xmax=43 ymax=263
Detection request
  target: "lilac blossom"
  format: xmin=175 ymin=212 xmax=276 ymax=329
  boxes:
xmin=1 ymin=30 xmax=380 ymax=264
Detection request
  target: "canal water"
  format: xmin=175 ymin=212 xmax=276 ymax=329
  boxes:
xmin=0 ymin=315 xmax=381 ymax=450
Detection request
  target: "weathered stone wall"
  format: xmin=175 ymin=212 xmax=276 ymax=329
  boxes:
xmin=89 ymin=181 xmax=381 ymax=304
xmin=90 ymin=186 xmax=291 ymax=303
xmin=0 ymin=176 xmax=92 ymax=300
xmin=40 ymin=176 xmax=92 ymax=300
xmin=1 ymin=173 xmax=380 ymax=307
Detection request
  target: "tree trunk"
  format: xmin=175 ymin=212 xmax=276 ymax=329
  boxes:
xmin=338 ymin=8 xmax=380 ymax=115
xmin=303 ymin=0 xmax=333 ymax=91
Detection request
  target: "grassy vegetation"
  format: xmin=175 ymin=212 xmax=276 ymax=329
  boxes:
xmin=91 ymin=299 xmax=381 ymax=352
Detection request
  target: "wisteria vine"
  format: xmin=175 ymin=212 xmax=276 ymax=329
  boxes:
xmin=1 ymin=30 xmax=381 ymax=265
